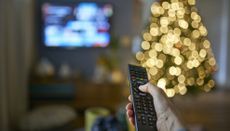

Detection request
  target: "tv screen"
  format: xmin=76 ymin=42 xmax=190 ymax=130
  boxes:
xmin=41 ymin=1 xmax=113 ymax=47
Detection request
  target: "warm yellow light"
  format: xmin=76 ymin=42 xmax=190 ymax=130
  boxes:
xmin=175 ymin=67 xmax=182 ymax=76
xmin=199 ymin=49 xmax=207 ymax=58
xmin=166 ymin=89 xmax=175 ymax=97
xmin=157 ymin=78 xmax=167 ymax=89
xmin=168 ymin=9 xmax=176 ymax=17
xmin=178 ymin=20 xmax=189 ymax=29
xmin=204 ymin=84 xmax=211 ymax=92
xmin=208 ymin=57 xmax=216 ymax=66
xmin=136 ymin=0 xmax=217 ymax=97
xmin=187 ymin=61 xmax=193 ymax=69
xmin=171 ymin=48 xmax=180 ymax=56
xmin=149 ymin=67 xmax=158 ymax=76
xmin=174 ymin=56 xmax=183 ymax=65
xmin=171 ymin=0 xmax=179 ymax=3
xmin=192 ymin=59 xmax=200 ymax=67
xmin=143 ymin=32 xmax=152 ymax=41
xmin=203 ymin=40 xmax=211 ymax=48
xmin=169 ymin=16 xmax=177 ymax=22
xmin=177 ymin=9 xmax=185 ymax=16
xmin=150 ymin=27 xmax=159 ymax=36
xmin=188 ymin=0 xmax=196 ymax=6
xmin=158 ymin=54 xmax=167 ymax=62
xmin=160 ymin=17 xmax=169 ymax=26
xmin=174 ymin=28 xmax=181 ymax=36
xmin=155 ymin=43 xmax=163 ymax=52
xmin=195 ymin=15 xmax=201 ymax=23
xmin=159 ymin=7 xmax=165 ymax=14
xmin=146 ymin=58 xmax=156 ymax=67
xmin=187 ymin=77 xmax=195 ymax=86
xmin=171 ymin=3 xmax=180 ymax=11
xmin=149 ymin=49 xmax=157 ymax=58
xmin=136 ymin=51 xmax=144 ymax=61
xmin=199 ymin=26 xmax=208 ymax=36
xmin=150 ymin=23 xmax=158 ymax=28
xmin=191 ymin=21 xmax=199 ymax=28
xmin=208 ymin=80 xmax=215 ymax=88
xmin=160 ymin=26 xmax=169 ymax=34
xmin=191 ymin=51 xmax=199 ymax=58
xmin=192 ymin=30 xmax=200 ymax=39
xmin=196 ymin=78 xmax=204 ymax=86
xmin=191 ymin=12 xmax=199 ymax=20
xmin=156 ymin=59 xmax=164 ymax=68
xmin=151 ymin=3 xmax=162 ymax=16
xmin=188 ymin=43 xmax=196 ymax=50
xmin=141 ymin=41 xmax=150 ymax=50
xmin=178 ymin=75 xmax=186 ymax=83
xmin=183 ymin=38 xmax=192 ymax=46
xmin=174 ymin=86 xmax=179 ymax=93
xmin=179 ymin=86 xmax=187 ymax=95
xmin=162 ymin=46 xmax=171 ymax=54
xmin=162 ymin=1 xmax=170 ymax=9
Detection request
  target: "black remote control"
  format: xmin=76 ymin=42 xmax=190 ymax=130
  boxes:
xmin=128 ymin=64 xmax=157 ymax=131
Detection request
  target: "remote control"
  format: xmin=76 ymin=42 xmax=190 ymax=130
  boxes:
xmin=128 ymin=64 xmax=157 ymax=131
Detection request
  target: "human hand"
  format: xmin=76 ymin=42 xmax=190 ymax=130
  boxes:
xmin=126 ymin=83 xmax=186 ymax=131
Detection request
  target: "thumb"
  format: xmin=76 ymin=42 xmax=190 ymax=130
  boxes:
xmin=139 ymin=83 xmax=155 ymax=95
xmin=139 ymin=83 xmax=164 ymax=98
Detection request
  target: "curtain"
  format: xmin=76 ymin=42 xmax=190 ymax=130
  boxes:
xmin=0 ymin=0 xmax=34 ymax=130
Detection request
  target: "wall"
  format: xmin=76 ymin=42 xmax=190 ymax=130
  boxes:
xmin=37 ymin=0 xmax=134 ymax=78
xmin=197 ymin=0 xmax=229 ymax=87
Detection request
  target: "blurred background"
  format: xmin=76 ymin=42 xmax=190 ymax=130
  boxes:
xmin=0 ymin=0 xmax=230 ymax=131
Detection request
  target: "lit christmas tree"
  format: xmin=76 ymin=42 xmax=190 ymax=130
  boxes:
xmin=136 ymin=0 xmax=217 ymax=97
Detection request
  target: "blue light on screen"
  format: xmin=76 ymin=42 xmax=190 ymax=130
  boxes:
xmin=42 ymin=2 xmax=113 ymax=47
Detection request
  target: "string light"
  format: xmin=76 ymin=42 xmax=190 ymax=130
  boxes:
xmin=141 ymin=41 xmax=150 ymax=50
xmin=188 ymin=0 xmax=196 ymax=5
xmin=157 ymin=78 xmax=167 ymax=90
xmin=136 ymin=0 xmax=217 ymax=97
xmin=178 ymin=19 xmax=189 ymax=29
xmin=166 ymin=89 xmax=175 ymax=97
xmin=149 ymin=67 xmax=158 ymax=76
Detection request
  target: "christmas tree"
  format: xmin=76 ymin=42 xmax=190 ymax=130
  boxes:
xmin=136 ymin=0 xmax=217 ymax=97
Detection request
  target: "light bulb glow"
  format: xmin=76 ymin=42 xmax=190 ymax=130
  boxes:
xmin=136 ymin=0 xmax=217 ymax=97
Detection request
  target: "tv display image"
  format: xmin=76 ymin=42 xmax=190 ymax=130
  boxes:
xmin=41 ymin=1 xmax=113 ymax=47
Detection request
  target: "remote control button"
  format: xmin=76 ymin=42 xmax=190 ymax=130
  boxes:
xmin=135 ymin=95 xmax=140 ymax=99
xmin=148 ymin=117 xmax=153 ymax=121
xmin=142 ymin=121 xmax=147 ymax=125
xmin=149 ymin=107 xmax=154 ymax=111
xmin=139 ymin=92 xmax=146 ymax=96
xmin=141 ymin=116 xmax=146 ymax=120
xmin=150 ymin=111 xmax=156 ymax=116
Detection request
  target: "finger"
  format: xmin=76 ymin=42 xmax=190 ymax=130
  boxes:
xmin=139 ymin=83 xmax=152 ymax=93
xmin=126 ymin=103 xmax=133 ymax=110
xmin=126 ymin=110 xmax=134 ymax=117
xmin=129 ymin=117 xmax=135 ymax=126
xmin=139 ymin=83 xmax=148 ymax=92
xmin=139 ymin=82 xmax=164 ymax=97
xmin=128 ymin=95 xmax=132 ymax=102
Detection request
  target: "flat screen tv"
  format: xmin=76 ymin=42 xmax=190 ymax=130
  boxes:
xmin=38 ymin=1 xmax=113 ymax=48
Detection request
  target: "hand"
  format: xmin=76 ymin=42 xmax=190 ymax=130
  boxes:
xmin=126 ymin=83 xmax=186 ymax=131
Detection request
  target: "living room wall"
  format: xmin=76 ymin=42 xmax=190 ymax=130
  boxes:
xmin=37 ymin=0 xmax=134 ymax=78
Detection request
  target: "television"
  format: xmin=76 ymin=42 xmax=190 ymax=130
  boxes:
xmin=39 ymin=1 xmax=113 ymax=48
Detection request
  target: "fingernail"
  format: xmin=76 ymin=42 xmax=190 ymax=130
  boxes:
xmin=139 ymin=86 xmax=144 ymax=90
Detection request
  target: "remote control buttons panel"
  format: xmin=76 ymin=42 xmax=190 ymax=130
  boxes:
xmin=128 ymin=64 xmax=157 ymax=131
